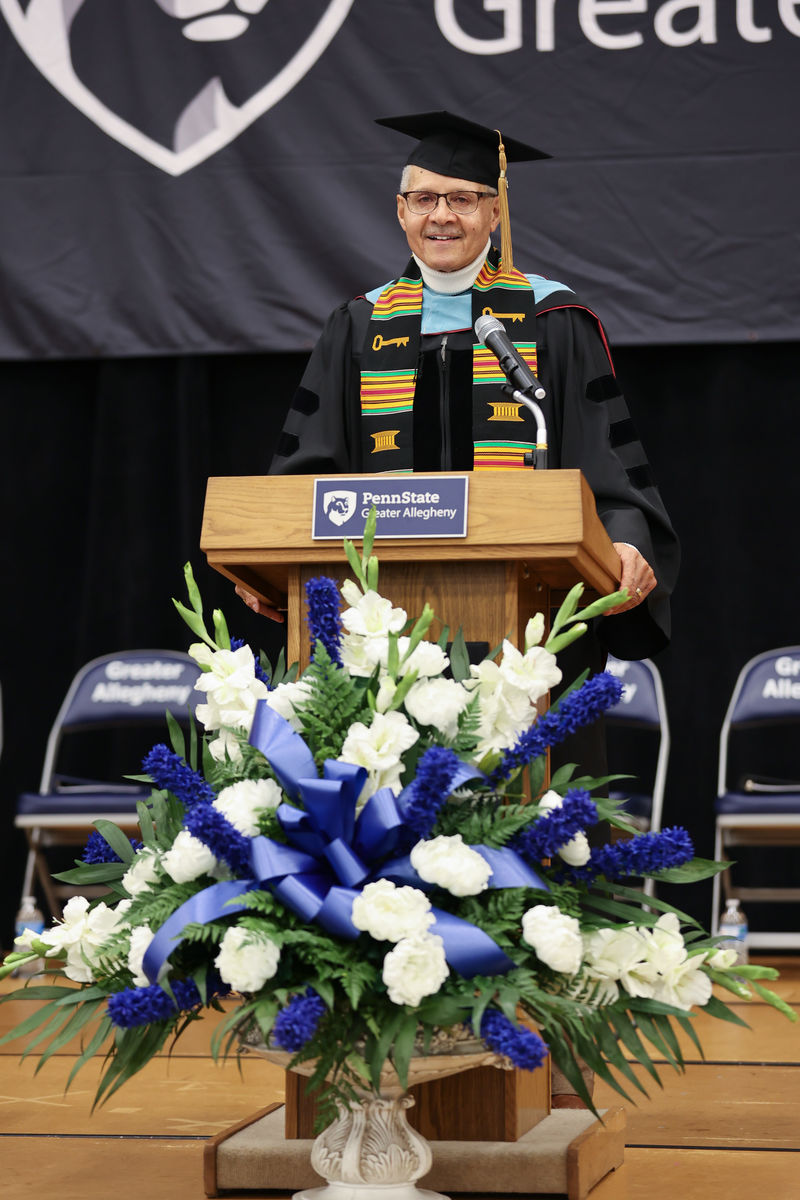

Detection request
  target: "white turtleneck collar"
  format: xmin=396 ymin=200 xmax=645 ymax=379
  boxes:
xmin=412 ymin=239 xmax=492 ymax=295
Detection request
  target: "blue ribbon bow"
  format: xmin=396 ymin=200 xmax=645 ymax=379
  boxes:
xmin=143 ymin=701 xmax=547 ymax=985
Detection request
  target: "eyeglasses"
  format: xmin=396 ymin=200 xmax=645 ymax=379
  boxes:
xmin=401 ymin=190 xmax=495 ymax=215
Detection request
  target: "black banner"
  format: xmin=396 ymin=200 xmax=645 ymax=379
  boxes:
xmin=0 ymin=0 xmax=797 ymax=356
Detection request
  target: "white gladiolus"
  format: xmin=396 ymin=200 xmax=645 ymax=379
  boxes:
xmin=340 ymin=633 xmax=381 ymax=678
xmin=190 ymin=642 xmax=269 ymax=740
xmin=654 ymin=953 xmax=713 ymax=1010
xmin=382 ymin=933 xmax=449 ymax=1006
xmin=583 ymin=926 xmax=659 ymax=999
xmin=467 ymin=659 xmax=533 ymax=754
xmin=642 ymin=913 xmax=713 ymax=1010
xmin=340 ymin=588 xmax=407 ymax=639
xmin=498 ymin=638 xmax=562 ymax=704
xmin=122 ymin=848 xmax=161 ymax=897
xmin=410 ymin=835 xmax=491 ymax=897
xmin=38 ymin=896 xmax=130 ymax=984
xmin=707 ymin=947 xmax=739 ymax=971
xmin=521 ymin=904 xmax=583 ymax=975
xmin=374 ymin=675 xmax=398 ymax=713
xmin=214 ymin=777 xmax=283 ymax=836
xmin=339 ymin=710 xmax=419 ymax=801
xmin=524 ymin=613 xmax=545 ymax=650
xmin=214 ymin=926 xmax=281 ymax=993
xmin=351 ymin=879 xmax=434 ymax=942
xmin=161 ymin=831 xmax=218 ymax=884
xmin=404 ymin=677 xmax=471 ymax=739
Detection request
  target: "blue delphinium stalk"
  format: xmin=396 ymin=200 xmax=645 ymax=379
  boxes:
xmin=586 ymin=826 xmax=695 ymax=882
xmin=81 ymin=830 xmax=142 ymax=864
xmin=143 ymin=744 xmax=216 ymax=807
xmin=513 ymin=789 xmax=598 ymax=863
xmin=183 ymin=804 xmax=252 ymax=875
xmin=480 ymin=1009 xmax=548 ymax=1071
xmin=305 ymin=576 xmax=343 ymax=665
xmin=489 ymin=672 xmax=624 ymax=785
xmin=108 ymin=979 xmax=202 ymax=1028
xmin=230 ymin=636 xmax=271 ymax=686
xmin=272 ymin=988 xmax=327 ymax=1052
xmin=401 ymin=746 xmax=464 ymax=839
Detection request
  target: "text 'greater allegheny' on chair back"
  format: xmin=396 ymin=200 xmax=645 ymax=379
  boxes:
xmin=712 ymin=646 xmax=800 ymax=949
xmin=605 ymin=655 xmax=670 ymax=896
xmin=15 ymin=649 xmax=202 ymax=919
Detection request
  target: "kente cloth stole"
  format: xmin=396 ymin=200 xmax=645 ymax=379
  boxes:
xmin=360 ymin=248 xmax=540 ymax=470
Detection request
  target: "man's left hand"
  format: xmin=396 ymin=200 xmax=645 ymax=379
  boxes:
xmin=607 ymin=543 xmax=656 ymax=613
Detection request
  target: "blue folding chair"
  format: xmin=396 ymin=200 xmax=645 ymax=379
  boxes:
xmin=16 ymin=650 xmax=202 ymax=919
xmin=605 ymin=655 xmax=671 ymax=897
xmin=712 ymin=646 xmax=800 ymax=950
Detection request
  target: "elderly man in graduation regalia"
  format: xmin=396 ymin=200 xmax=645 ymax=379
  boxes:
xmin=270 ymin=111 xmax=678 ymax=665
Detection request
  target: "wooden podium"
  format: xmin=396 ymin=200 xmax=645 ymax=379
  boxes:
xmin=200 ymin=470 xmax=620 ymax=673
xmin=199 ymin=470 xmax=626 ymax=1195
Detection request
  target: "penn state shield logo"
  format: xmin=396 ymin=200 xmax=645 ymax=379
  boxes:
xmin=0 ymin=0 xmax=354 ymax=175
xmin=323 ymin=490 xmax=357 ymax=526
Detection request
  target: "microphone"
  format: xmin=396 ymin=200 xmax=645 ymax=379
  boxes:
xmin=474 ymin=314 xmax=546 ymax=400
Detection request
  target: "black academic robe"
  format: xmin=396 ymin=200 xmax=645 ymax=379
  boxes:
xmin=272 ymin=288 xmax=680 ymax=665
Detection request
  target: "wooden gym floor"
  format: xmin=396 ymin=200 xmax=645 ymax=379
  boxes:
xmin=1 ymin=956 xmax=798 ymax=1200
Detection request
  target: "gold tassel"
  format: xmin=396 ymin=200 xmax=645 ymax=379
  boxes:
xmin=496 ymin=129 xmax=513 ymax=272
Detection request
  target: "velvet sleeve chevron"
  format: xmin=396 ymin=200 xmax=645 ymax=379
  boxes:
xmin=269 ymin=298 xmax=373 ymax=475
xmin=535 ymin=302 xmax=680 ymax=660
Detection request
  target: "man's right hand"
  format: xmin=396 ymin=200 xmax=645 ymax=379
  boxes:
xmin=235 ymin=585 xmax=285 ymax=623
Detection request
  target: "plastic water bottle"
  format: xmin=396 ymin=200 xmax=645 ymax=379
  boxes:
xmin=719 ymin=897 xmax=749 ymax=965
xmin=12 ymin=895 xmax=46 ymax=978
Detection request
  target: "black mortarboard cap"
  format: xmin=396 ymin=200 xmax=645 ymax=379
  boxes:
xmin=374 ymin=110 xmax=550 ymax=189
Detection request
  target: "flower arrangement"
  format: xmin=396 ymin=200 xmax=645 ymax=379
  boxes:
xmin=2 ymin=515 xmax=794 ymax=1124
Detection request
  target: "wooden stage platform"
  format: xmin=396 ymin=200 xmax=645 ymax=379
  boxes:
xmin=2 ymin=957 xmax=798 ymax=1199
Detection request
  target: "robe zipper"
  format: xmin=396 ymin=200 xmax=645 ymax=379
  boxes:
xmin=439 ymin=334 xmax=451 ymax=469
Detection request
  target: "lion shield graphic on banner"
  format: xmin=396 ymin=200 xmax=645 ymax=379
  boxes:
xmin=0 ymin=0 xmax=354 ymax=174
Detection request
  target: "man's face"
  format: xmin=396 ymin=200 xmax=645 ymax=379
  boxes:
xmin=396 ymin=166 xmax=501 ymax=273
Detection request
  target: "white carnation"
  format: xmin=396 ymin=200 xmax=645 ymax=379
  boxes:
xmin=521 ymin=904 xmax=583 ymax=975
xmin=266 ymin=679 xmax=313 ymax=730
xmin=351 ymin=879 xmax=433 ymax=942
xmin=122 ymin=848 xmax=161 ymax=897
xmin=382 ymin=934 xmax=449 ymax=1006
xmin=410 ymin=835 xmax=491 ymax=897
xmin=161 ymin=830 xmax=218 ymax=884
xmin=557 ymin=831 xmax=591 ymax=867
xmin=537 ymin=791 xmax=591 ymax=867
xmin=398 ymin=639 xmax=449 ymax=678
xmin=214 ymin=777 xmax=283 ymax=836
xmin=214 ymin=925 xmax=281 ymax=993
xmin=403 ymin=677 xmax=471 ymax=739
xmin=127 ymin=924 xmax=159 ymax=987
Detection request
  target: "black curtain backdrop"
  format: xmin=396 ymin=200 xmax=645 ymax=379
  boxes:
xmin=2 ymin=341 xmax=798 ymax=947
